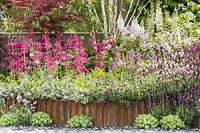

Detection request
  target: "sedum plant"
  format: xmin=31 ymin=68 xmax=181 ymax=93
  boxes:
xmin=67 ymin=114 xmax=93 ymax=128
xmin=135 ymin=114 xmax=159 ymax=129
xmin=30 ymin=112 xmax=52 ymax=126
xmin=0 ymin=113 xmax=19 ymax=126
xmin=160 ymin=114 xmax=185 ymax=129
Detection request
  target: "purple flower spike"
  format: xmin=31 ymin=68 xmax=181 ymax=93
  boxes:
xmin=110 ymin=62 xmax=117 ymax=71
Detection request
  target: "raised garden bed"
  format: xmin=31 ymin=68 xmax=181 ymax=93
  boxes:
xmin=4 ymin=99 xmax=150 ymax=127
xmin=195 ymin=117 xmax=200 ymax=129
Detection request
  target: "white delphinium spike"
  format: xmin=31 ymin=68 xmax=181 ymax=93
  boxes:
xmin=155 ymin=1 xmax=163 ymax=32
xmin=130 ymin=18 xmax=144 ymax=36
xmin=117 ymin=14 xmax=125 ymax=32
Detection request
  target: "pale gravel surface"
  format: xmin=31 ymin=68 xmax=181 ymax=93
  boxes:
xmin=0 ymin=127 xmax=199 ymax=133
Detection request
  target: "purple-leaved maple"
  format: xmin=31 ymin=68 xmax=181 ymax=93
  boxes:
xmin=8 ymin=0 xmax=81 ymax=32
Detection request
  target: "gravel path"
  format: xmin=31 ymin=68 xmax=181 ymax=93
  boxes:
xmin=0 ymin=127 xmax=199 ymax=133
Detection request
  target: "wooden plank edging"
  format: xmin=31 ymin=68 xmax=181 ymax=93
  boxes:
xmin=4 ymin=99 xmax=150 ymax=127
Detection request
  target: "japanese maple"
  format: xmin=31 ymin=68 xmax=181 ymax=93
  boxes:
xmin=8 ymin=0 xmax=81 ymax=32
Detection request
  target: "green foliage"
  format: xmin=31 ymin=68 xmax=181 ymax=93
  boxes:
xmin=135 ymin=114 xmax=159 ymax=129
xmin=0 ymin=95 xmax=37 ymax=126
xmin=62 ymin=0 xmax=94 ymax=32
xmin=195 ymin=99 xmax=200 ymax=116
xmin=0 ymin=68 xmax=160 ymax=104
xmin=0 ymin=96 xmax=5 ymax=118
xmin=90 ymin=68 xmax=106 ymax=78
xmin=0 ymin=6 xmax=20 ymax=32
xmin=175 ymin=106 xmax=197 ymax=127
xmin=150 ymin=105 xmax=171 ymax=120
xmin=31 ymin=112 xmax=52 ymax=126
xmin=120 ymin=37 xmax=142 ymax=54
xmin=0 ymin=113 xmax=19 ymax=126
xmin=0 ymin=0 xmax=8 ymax=4
xmin=0 ymin=74 xmax=7 ymax=82
xmin=161 ymin=0 xmax=200 ymax=22
xmin=73 ymin=73 xmax=92 ymax=89
xmin=10 ymin=102 xmax=32 ymax=126
xmin=67 ymin=114 xmax=93 ymax=128
xmin=160 ymin=114 xmax=185 ymax=129
xmin=144 ymin=0 xmax=200 ymax=45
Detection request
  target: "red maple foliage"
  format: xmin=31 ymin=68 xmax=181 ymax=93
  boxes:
xmin=8 ymin=0 xmax=81 ymax=32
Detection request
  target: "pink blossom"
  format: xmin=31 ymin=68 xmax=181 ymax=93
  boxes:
xmin=47 ymin=64 xmax=55 ymax=70
xmin=44 ymin=56 xmax=52 ymax=62
xmin=91 ymin=31 xmax=95 ymax=35
xmin=60 ymin=62 xmax=67 ymax=66
xmin=29 ymin=61 xmax=40 ymax=66
xmin=95 ymin=60 xmax=103 ymax=69
xmin=96 ymin=52 xmax=102 ymax=57
xmin=113 ymin=51 xmax=118 ymax=57
xmin=56 ymin=51 xmax=65 ymax=55
xmin=28 ymin=33 xmax=34 ymax=38
xmin=44 ymin=43 xmax=51 ymax=50
xmin=107 ymin=36 xmax=114 ymax=45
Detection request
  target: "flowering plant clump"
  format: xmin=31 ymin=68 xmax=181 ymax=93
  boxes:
xmin=5 ymin=33 xmax=116 ymax=77
xmin=0 ymin=92 xmax=38 ymax=126
xmin=110 ymin=44 xmax=199 ymax=90
xmin=178 ymin=83 xmax=200 ymax=106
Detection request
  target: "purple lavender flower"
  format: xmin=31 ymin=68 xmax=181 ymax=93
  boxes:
xmin=127 ymin=51 xmax=137 ymax=58
xmin=116 ymin=59 xmax=124 ymax=66
xmin=109 ymin=62 xmax=117 ymax=71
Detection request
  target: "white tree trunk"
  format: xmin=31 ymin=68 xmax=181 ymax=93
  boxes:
xmin=101 ymin=0 xmax=108 ymax=38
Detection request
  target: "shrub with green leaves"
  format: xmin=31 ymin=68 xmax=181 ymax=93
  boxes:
xmin=67 ymin=114 xmax=93 ymax=128
xmin=175 ymin=106 xmax=197 ymax=127
xmin=135 ymin=114 xmax=158 ymax=129
xmin=150 ymin=105 xmax=171 ymax=120
xmin=160 ymin=114 xmax=185 ymax=129
xmin=0 ymin=113 xmax=19 ymax=126
xmin=30 ymin=112 xmax=52 ymax=126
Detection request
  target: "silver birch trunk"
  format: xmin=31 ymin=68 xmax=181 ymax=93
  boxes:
xmin=101 ymin=0 xmax=108 ymax=38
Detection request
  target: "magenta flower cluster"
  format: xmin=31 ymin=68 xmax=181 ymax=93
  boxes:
xmin=5 ymin=33 xmax=114 ymax=75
